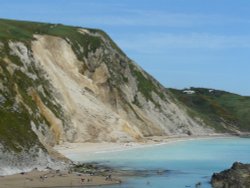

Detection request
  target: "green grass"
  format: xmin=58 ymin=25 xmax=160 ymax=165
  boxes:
xmin=132 ymin=67 xmax=156 ymax=101
xmin=169 ymin=88 xmax=250 ymax=132
xmin=0 ymin=108 xmax=39 ymax=152
xmin=96 ymin=30 xmax=127 ymax=57
xmin=0 ymin=61 xmax=40 ymax=152
xmin=129 ymin=63 xmax=165 ymax=109
xmin=0 ymin=18 xmax=103 ymax=58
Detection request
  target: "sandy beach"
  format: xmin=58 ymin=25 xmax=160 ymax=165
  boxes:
xmin=0 ymin=134 xmax=237 ymax=188
xmin=0 ymin=169 xmax=120 ymax=188
xmin=54 ymin=134 xmax=233 ymax=157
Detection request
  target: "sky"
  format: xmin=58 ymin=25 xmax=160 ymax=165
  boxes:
xmin=0 ymin=0 xmax=250 ymax=95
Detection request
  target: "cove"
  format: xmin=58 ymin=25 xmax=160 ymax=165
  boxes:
xmin=66 ymin=137 xmax=250 ymax=188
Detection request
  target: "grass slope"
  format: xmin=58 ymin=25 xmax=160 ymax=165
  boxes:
xmin=0 ymin=18 xmax=104 ymax=57
xmin=169 ymin=88 xmax=250 ymax=132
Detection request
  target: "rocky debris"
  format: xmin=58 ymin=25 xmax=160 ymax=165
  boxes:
xmin=211 ymin=162 xmax=250 ymax=188
xmin=73 ymin=162 xmax=170 ymax=177
xmin=0 ymin=145 xmax=70 ymax=176
xmin=0 ymin=95 xmax=6 ymax=106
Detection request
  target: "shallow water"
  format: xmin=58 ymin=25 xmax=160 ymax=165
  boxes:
xmin=66 ymin=137 xmax=250 ymax=188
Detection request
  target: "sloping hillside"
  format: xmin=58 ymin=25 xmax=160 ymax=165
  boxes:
xmin=0 ymin=18 xmax=225 ymax=174
xmin=169 ymin=88 xmax=250 ymax=133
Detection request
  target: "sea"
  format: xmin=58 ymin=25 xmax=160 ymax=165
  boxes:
xmin=66 ymin=137 xmax=250 ymax=188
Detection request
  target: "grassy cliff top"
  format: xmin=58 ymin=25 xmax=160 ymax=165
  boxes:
xmin=0 ymin=18 xmax=99 ymax=40
xmin=169 ymin=87 xmax=250 ymax=132
xmin=0 ymin=18 xmax=125 ymax=58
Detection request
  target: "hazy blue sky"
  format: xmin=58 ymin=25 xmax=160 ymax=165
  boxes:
xmin=0 ymin=0 xmax=250 ymax=95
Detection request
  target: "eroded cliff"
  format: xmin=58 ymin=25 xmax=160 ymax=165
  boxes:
xmin=0 ymin=18 xmax=213 ymax=174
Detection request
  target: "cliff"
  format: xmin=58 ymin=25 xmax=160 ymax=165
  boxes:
xmin=211 ymin=162 xmax=250 ymax=188
xmin=1 ymin=18 xmax=248 ymax=174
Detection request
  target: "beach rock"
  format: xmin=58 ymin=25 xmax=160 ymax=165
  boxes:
xmin=211 ymin=162 xmax=250 ymax=188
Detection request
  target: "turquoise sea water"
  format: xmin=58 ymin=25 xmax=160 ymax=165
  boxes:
xmin=67 ymin=137 xmax=250 ymax=188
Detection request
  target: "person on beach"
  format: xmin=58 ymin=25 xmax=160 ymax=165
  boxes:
xmin=81 ymin=178 xmax=85 ymax=183
xmin=105 ymin=174 xmax=112 ymax=181
xmin=39 ymin=176 xmax=44 ymax=182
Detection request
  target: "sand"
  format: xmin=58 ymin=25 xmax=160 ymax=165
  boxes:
xmin=0 ymin=169 xmax=120 ymax=188
xmin=55 ymin=134 xmax=232 ymax=157
xmin=0 ymin=134 xmax=235 ymax=188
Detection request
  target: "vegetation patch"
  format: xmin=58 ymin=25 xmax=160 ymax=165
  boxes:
xmin=129 ymin=64 xmax=165 ymax=110
xmin=169 ymin=88 xmax=250 ymax=132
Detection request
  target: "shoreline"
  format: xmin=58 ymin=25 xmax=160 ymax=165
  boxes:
xmin=54 ymin=133 xmax=236 ymax=158
xmin=1 ymin=134 xmax=248 ymax=188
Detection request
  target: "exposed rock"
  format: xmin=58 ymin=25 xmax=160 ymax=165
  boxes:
xmin=31 ymin=34 xmax=213 ymax=144
xmin=0 ymin=42 xmax=3 ymax=50
xmin=211 ymin=162 xmax=250 ymax=188
xmin=0 ymin=144 xmax=69 ymax=176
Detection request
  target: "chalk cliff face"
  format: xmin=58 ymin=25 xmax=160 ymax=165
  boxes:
xmin=0 ymin=19 xmax=213 ymax=174
xmin=31 ymin=34 xmax=212 ymax=144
